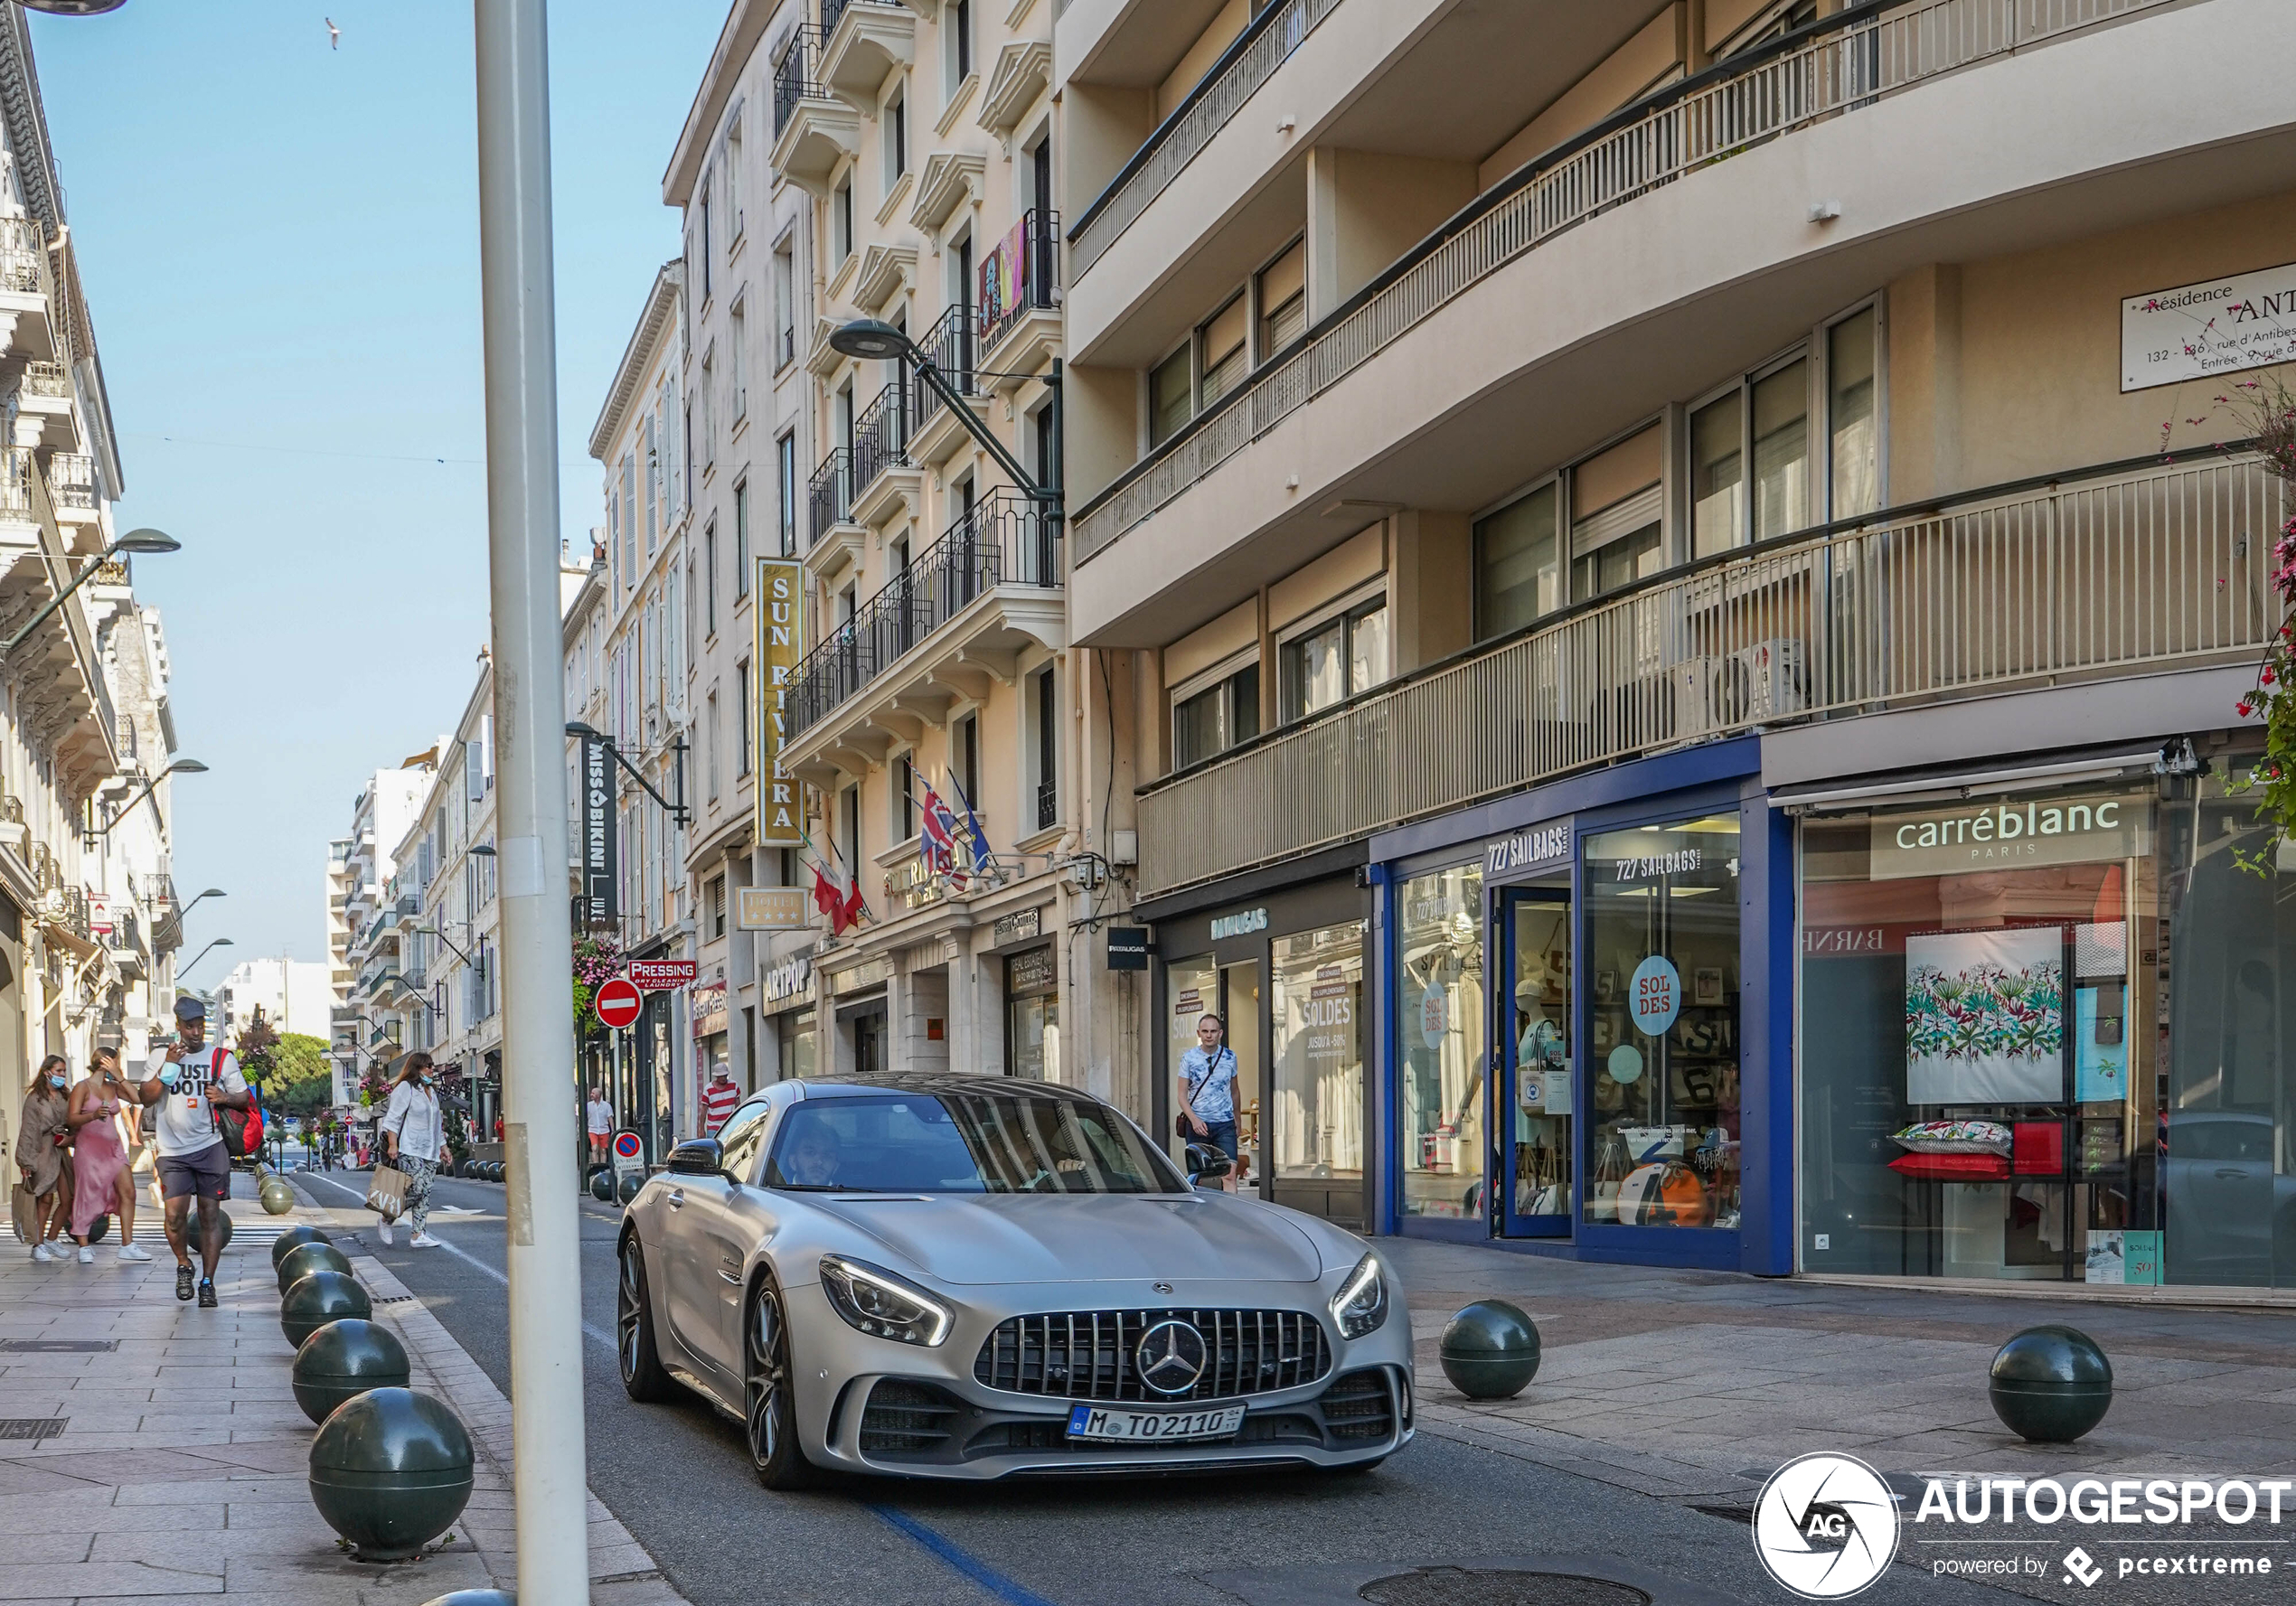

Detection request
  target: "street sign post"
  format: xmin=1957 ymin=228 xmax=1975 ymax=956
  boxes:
xmin=610 ymin=1129 xmax=645 ymax=1188
xmin=594 ymin=977 xmax=642 ymax=1030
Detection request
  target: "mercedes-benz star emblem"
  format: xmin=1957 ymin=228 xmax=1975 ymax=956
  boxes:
xmin=1134 ymin=1319 xmax=1209 ymax=1395
xmin=1152 ymin=1281 xmax=1174 ymax=1294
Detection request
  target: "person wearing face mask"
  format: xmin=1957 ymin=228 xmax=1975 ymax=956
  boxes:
xmin=136 ymin=996 xmax=251 ymax=1308
xmin=67 ymin=1047 xmax=150 ymax=1263
xmin=14 ymin=1056 xmax=73 ymax=1261
xmin=378 ymin=1052 xmax=445 ymax=1248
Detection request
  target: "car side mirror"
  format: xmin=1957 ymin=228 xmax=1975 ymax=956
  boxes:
xmin=1184 ymin=1142 xmax=1232 ymax=1181
xmin=666 ymin=1137 xmax=727 ymax=1178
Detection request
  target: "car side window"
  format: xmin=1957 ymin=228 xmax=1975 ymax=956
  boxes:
xmin=718 ymin=1100 xmax=773 ymax=1183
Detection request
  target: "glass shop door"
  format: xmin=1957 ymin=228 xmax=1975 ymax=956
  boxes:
xmin=1501 ymin=878 xmax=1575 ymax=1236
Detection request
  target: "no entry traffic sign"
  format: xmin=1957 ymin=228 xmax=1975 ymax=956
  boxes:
xmin=595 ymin=976 xmax=643 ymax=1030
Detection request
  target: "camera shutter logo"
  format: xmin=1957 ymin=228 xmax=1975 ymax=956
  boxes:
xmin=1752 ymin=1452 xmax=1899 ymax=1600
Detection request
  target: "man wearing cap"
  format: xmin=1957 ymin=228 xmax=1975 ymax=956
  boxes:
xmin=133 ymin=997 xmax=249 ymax=1307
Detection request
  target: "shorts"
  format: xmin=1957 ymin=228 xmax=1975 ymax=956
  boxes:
xmin=1190 ymin=1120 xmax=1238 ymax=1162
xmin=157 ymin=1142 xmax=231 ymax=1202
xmin=588 ymin=1132 xmax=611 ymax=1154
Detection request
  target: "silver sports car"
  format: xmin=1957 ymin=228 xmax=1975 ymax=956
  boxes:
xmin=615 ymin=1074 xmax=1413 ymax=1484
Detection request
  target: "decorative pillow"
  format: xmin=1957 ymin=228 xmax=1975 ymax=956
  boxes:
xmin=1891 ymin=1119 xmax=2012 ymax=1156
xmin=1888 ymin=1150 xmax=2011 ymax=1181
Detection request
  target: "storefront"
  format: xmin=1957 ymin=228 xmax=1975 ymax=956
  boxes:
xmin=1005 ymin=944 xmax=1060 ymax=1081
xmin=1371 ymin=736 xmax=1792 ymax=1272
xmin=1796 ymin=754 xmax=2296 ymax=1289
xmin=763 ymin=953 xmax=814 ymax=1084
xmin=823 ymin=953 xmax=891 ymax=1078
xmin=1143 ymin=854 xmax=1372 ymax=1228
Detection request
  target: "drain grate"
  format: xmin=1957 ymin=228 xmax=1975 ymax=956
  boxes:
xmin=1360 ymin=1571 xmax=1651 ymax=1606
xmin=0 ymin=1418 xmax=67 ymax=1442
xmin=0 ymin=1338 xmax=116 ymax=1354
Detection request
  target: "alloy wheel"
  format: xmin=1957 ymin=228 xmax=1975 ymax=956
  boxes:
xmin=746 ymin=1282 xmax=788 ymax=1469
xmin=617 ymin=1240 xmax=645 ymax=1385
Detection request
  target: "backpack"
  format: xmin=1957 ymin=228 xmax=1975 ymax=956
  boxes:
xmin=219 ymin=1100 xmax=262 ymax=1160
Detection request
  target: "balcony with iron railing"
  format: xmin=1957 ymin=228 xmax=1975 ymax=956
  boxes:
xmin=770 ymin=24 xmax=861 ymax=193
xmin=785 ymin=491 xmax=1066 ymax=777
xmin=848 ymin=380 xmax=915 ymax=525
xmin=46 ymin=451 xmax=95 ymax=517
xmin=977 ymin=210 xmax=1061 ymax=374
xmin=906 ymin=303 xmax=982 ymax=465
xmin=1135 ymin=450 xmax=2284 ymax=898
xmin=816 ymin=0 xmax=913 ymax=104
xmin=1072 ymin=0 xmax=2189 ymax=572
xmin=807 ymin=446 xmax=852 ymax=548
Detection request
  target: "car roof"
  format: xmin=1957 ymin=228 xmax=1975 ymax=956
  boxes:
xmin=786 ymin=1073 xmax=1103 ymax=1104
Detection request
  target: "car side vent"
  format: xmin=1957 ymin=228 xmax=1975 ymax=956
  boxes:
xmin=1320 ymin=1368 xmax=1395 ymax=1442
xmin=859 ymin=1378 xmax=964 ymax=1458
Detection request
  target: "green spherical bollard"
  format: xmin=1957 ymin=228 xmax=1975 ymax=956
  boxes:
xmin=485 ymin=1161 xmax=503 ymax=1183
xmin=292 ymin=1319 xmax=411 ymax=1424
xmin=306 ymin=1387 xmax=474 ymax=1562
xmin=270 ymin=1225 xmax=332 ymax=1272
xmin=84 ymin=1213 xmax=110 ymax=1244
xmin=589 ymin=1167 xmax=615 ymax=1203
xmin=282 ymin=1269 xmax=372 ymax=1350
xmin=277 ymin=1240 xmax=353 ymax=1293
xmin=616 ymin=1171 xmax=644 ymax=1205
xmin=1439 ymin=1299 xmax=1543 ymax=1399
xmin=260 ymin=1180 xmax=295 ymax=1216
xmin=1989 ymin=1325 xmax=2113 ymax=1443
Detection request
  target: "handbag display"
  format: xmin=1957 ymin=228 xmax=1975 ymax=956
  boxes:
xmin=366 ymin=1164 xmax=409 ymax=1221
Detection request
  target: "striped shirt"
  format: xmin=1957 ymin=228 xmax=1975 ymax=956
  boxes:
xmin=700 ymin=1077 xmax=741 ymax=1137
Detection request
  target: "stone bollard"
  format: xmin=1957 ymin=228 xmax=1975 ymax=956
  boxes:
xmin=277 ymin=1241 xmax=353 ymax=1294
xmin=270 ymin=1225 xmax=331 ymax=1272
xmin=1439 ymin=1299 xmax=1543 ymax=1399
xmin=1989 ymin=1325 xmax=2113 ymax=1442
xmin=282 ymin=1269 xmax=373 ymax=1350
xmin=260 ymin=1179 xmax=296 ymax=1216
xmin=616 ymin=1171 xmax=644 ymax=1205
xmin=292 ymin=1319 xmax=411 ymax=1425
xmin=589 ymin=1167 xmax=615 ymax=1202
xmin=307 ymin=1388 xmax=475 ymax=1562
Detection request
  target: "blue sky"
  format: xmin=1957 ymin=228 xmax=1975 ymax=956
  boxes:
xmin=27 ymin=1 xmax=726 ymax=974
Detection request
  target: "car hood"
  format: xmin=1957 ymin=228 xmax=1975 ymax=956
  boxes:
xmin=809 ymin=1192 xmax=1326 ymax=1286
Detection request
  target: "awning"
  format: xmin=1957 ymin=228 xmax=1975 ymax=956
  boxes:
xmin=1767 ymin=748 xmax=2169 ymax=814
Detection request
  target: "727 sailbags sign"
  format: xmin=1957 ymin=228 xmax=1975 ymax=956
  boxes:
xmin=755 ymin=558 xmax=805 ymax=848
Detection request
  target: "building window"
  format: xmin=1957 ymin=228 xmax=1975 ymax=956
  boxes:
xmin=1256 ymin=238 xmax=1306 ymax=362
xmin=734 ymin=479 xmax=751 ymax=597
xmin=697 ymin=181 xmax=712 ymax=302
xmin=1172 ymin=659 xmax=1259 ymax=769
xmin=706 ymin=690 xmax=720 ymax=799
xmin=1827 ymin=306 xmax=1879 ymax=520
xmin=776 ymin=433 xmax=797 ymax=556
xmin=737 ymin=659 xmax=753 ymax=777
xmin=1148 ymin=345 xmax=1192 ymax=449
xmin=1689 ymin=305 xmax=1878 ymax=559
xmin=704 ymin=521 xmax=719 ymax=637
xmin=840 ymin=783 xmax=861 ymax=876
xmin=894 ymin=753 xmax=916 ymax=842
xmin=1567 ymin=424 xmax=1664 ymax=604
xmin=725 ymin=120 xmax=744 ymax=241
xmin=643 ymin=414 xmax=659 ymax=553
xmin=1006 ymin=945 xmax=1059 ymax=1082
xmin=947 ymin=0 xmax=971 ymax=87
xmin=773 ymin=243 xmax=795 ymax=371
xmin=710 ymin=876 xmax=727 ymax=940
xmin=700 ymin=352 xmax=717 ymax=473
xmin=1031 ymin=664 xmax=1058 ymax=831
xmin=729 ymin=303 xmax=747 ymax=423
xmin=1271 ymin=921 xmax=1364 ymax=1193
xmin=885 ymin=89 xmax=907 ymax=187
xmin=955 ymin=711 xmax=980 ymax=812
xmin=1397 ymin=864 xmax=1488 ymax=1219
xmin=619 ymin=453 xmax=637 ymax=587
xmin=1198 ymin=296 xmax=1248 ymax=410
xmin=1279 ymin=594 xmax=1388 ymax=724
xmin=833 ymin=175 xmax=853 ymax=264
xmin=1474 ymin=482 xmax=1561 ymax=642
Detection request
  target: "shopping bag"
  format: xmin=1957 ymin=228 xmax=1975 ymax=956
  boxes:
xmin=10 ymin=1181 xmax=35 ymax=1244
xmin=366 ymin=1164 xmax=409 ymax=1221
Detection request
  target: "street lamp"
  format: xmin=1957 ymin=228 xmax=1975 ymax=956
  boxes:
xmin=566 ymin=720 xmax=689 ymax=825
xmin=827 ymin=318 xmax=1063 ymax=538
xmin=87 ymin=756 xmax=205 ymax=845
xmin=0 ymin=528 xmax=181 ymax=660
xmin=180 ymin=935 xmax=232 ymax=976
xmin=175 ymin=887 xmax=225 ymax=922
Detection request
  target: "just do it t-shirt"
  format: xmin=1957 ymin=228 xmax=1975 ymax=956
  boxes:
xmin=146 ymin=1045 xmax=247 ymax=1158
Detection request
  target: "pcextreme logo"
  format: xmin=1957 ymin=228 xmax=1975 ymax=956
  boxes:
xmin=1752 ymin=1453 xmax=1901 ymax=1600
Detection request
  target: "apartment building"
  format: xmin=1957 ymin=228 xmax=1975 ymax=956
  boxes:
xmin=581 ymin=262 xmax=695 ymax=1156
xmin=0 ymin=9 xmax=190 ymax=1148
xmin=1060 ymin=0 xmax=2296 ymax=1282
xmin=329 ymin=762 xmax=432 ymax=1116
xmin=214 ymin=956 xmax=333 ymax=1045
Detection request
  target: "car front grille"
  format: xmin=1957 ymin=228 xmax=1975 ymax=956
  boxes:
xmin=972 ymin=1308 xmax=1331 ymax=1403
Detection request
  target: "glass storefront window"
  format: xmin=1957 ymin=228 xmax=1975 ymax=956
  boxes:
xmin=1398 ymin=865 xmax=1486 ymax=1218
xmin=1800 ymin=786 xmax=2157 ymax=1282
xmin=776 ymin=1010 xmax=814 ymax=1082
xmin=1006 ymin=946 xmax=1060 ymax=1083
xmin=1271 ymin=922 xmax=1364 ymax=1187
xmin=1508 ymin=888 xmax=1573 ymax=1216
xmin=1584 ymin=817 xmax=1743 ymax=1228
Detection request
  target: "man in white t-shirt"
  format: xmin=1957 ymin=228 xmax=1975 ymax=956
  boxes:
xmin=586 ymin=1087 xmax=613 ymax=1167
xmin=133 ymin=996 xmax=250 ymax=1308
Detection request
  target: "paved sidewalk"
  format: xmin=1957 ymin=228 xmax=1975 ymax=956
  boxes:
xmin=1387 ymin=1239 xmax=2296 ymax=1500
xmin=0 ymin=1177 xmax=686 ymax=1603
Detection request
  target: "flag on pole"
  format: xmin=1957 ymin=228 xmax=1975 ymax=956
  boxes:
xmin=920 ymin=781 xmax=967 ymax=887
xmin=943 ymin=766 xmax=998 ymax=884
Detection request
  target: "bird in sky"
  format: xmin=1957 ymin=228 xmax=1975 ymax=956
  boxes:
xmin=325 ymin=17 xmax=340 ymax=50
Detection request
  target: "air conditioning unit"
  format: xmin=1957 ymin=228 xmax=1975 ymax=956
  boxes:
xmin=1727 ymin=638 xmax=1808 ymax=722
xmin=1665 ymin=656 xmax=1727 ymax=738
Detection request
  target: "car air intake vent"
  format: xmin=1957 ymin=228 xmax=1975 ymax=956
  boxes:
xmin=973 ymin=1309 xmax=1331 ymax=1403
xmin=858 ymin=1378 xmax=963 ymax=1457
xmin=1320 ymin=1367 xmax=1395 ymax=1442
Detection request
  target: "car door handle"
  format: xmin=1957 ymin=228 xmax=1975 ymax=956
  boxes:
xmin=666 ymin=1189 xmax=685 ymax=1208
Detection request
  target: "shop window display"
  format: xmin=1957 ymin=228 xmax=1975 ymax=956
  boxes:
xmin=1398 ymin=866 xmax=1485 ymax=1218
xmin=1508 ymin=888 xmax=1574 ymax=1216
xmin=1271 ymin=923 xmax=1365 ymax=1188
xmin=1583 ymin=818 xmax=1743 ymax=1228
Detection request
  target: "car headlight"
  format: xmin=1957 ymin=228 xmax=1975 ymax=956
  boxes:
xmin=818 ymin=1254 xmax=953 ymax=1347
xmin=1329 ymin=1252 xmax=1388 ymax=1339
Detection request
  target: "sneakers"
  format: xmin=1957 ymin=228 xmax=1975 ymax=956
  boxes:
xmin=76 ymin=1244 xmax=92 ymax=1264
xmin=408 ymin=1231 xmax=439 ymax=1249
xmin=30 ymin=1242 xmax=54 ymax=1263
xmin=118 ymin=1243 xmax=153 ymax=1263
xmin=174 ymin=1264 xmax=194 ymax=1301
xmin=196 ymin=1279 xmax=217 ymax=1309
xmin=378 ymin=1217 xmax=393 ymax=1246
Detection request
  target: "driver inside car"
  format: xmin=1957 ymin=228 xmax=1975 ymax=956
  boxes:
xmin=786 ymin=1124 xmax=842 ymax=1187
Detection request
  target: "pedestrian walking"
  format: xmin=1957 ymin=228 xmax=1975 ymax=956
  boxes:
xmin=700 ymin=1063 xmax=739 ymax=1137
xmin=1177 ymin=1013 xmax=1241 ymax=1193
xmin=586 ymin=1085 xmax=613 ymax=1166
xmin=136 ymin=995 xmax=251 ymax=1307
xmin=14 ymin=1055 xmax=73 ymax=1260
xmin=377 ymin=1052 xmax=444 ymax=1249
xmin=67 ymin=1047 xmax=149 ymax=1263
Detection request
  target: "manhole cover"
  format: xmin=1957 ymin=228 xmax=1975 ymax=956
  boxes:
xmin=1360 ymin=1570 xmax=1650 ymax=1606
xmin=0 ymin=1418 xmax=67 ymax=1442
xmin=0 ymin=1338 xmax=114 ymax=1353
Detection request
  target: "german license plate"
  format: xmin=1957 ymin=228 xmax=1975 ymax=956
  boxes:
xmin=1065 ymin=1404 xmax=1246 ymax=1442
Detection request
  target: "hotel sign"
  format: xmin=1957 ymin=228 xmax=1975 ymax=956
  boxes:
xmin=754 ymin=558 xmax=805 ymax=847
xmin=2123 ymin=260 xmax=2296 ymax=391
xmin=1868 ymin=794 xmax=2148 ymax=880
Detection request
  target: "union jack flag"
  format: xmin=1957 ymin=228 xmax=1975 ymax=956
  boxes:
xmin=920 ymin=782 xmax=968 ymax=888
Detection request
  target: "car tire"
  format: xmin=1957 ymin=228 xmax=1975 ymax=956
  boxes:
xmin=616 ymin=1235 xmax=677 ymax=1404
xmin=744 ymin=1272 xmax=816 ymax=1489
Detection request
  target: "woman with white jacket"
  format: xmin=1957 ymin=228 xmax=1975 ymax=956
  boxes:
xmin=378 ymin=1052 xmax=446 ymax=1248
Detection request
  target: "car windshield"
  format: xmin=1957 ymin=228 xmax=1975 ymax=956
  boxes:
xmin=762 ymin=1091 xmax=1188 ymax=1195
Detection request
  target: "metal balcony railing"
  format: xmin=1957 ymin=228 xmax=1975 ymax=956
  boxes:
xmin=1036 ymin=780 xmax=1057 ymax=834
xmin=776 ymin=324 xmax=796 ymax=371
xmin=789 ymin=490 xmax=1061 ymax=736
xmin=6 ymin=361 xmax=66 ymax=411
xmin=47 ymin=452 xmax=93 ymax=511
xmin=106 ymin=909 xmax=142 ymax=955
xmin=1070 ymin=0 xmax=1338 ymax=277
xmin=808 ymin=446 xmax=851 ymax=542
xmin=978 ymin=210 xmax=1059 ymax=358
xmin=851 ymin=380 xmax=909 ymax=500
xmin=820 ymin=0 xmax=852 ymax=37
xmin=0 ymin=216 xmax=43 ymax=296
xmin=0 ymin=446 xmax=32 ymax=518
xmin=1136 ymin=450 xmax=2287 ymax=897
xmin=909 ymin=303 xmax=976 ymax=437
xmin=1072 ymin=0 xmax=2180 ymax=563
xmin=772 ymin=27 xmax=828 ymax=136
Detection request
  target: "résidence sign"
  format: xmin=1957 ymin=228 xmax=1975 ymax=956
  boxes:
xmin=1869 ymin=794 xmax=2147 ymax=880
xmin=2122 ymin=261 xmax=2296 ymax=391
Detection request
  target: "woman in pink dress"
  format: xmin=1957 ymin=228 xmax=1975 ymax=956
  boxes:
xmin=67 ymin=1047 xmax=149 ymax=1263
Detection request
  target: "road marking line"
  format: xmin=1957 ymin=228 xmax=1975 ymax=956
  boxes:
xmin=870 ymin=1504 xmax=1059 ymax=1606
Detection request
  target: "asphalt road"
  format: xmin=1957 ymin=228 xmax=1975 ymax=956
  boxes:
xmin=292 ymin=1168 xmax=2028 ymax=1606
